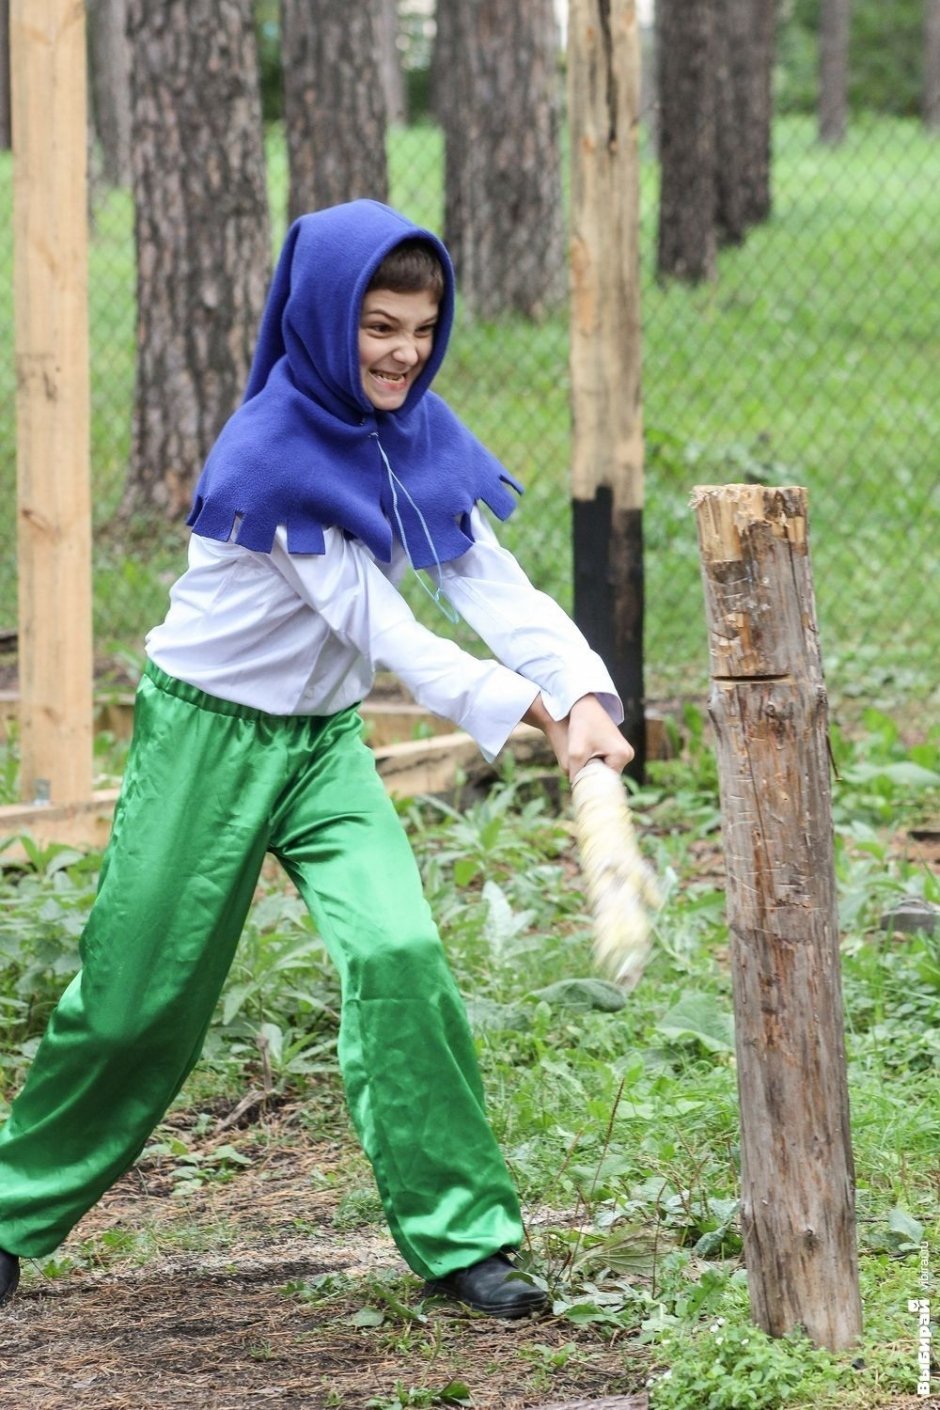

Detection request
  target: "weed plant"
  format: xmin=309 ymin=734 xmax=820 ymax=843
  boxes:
xmin=1 ymin=712 xmax=937 ymax=1405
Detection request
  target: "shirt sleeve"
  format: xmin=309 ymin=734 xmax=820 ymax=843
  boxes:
xmin=272 ymin=527 xmax=539 ymax=761
xmin=439 ymin=509 xmax=624 ymax=726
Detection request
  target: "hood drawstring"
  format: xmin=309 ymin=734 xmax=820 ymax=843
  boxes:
xmin=372 ymin=433 xmax=461 ymax=625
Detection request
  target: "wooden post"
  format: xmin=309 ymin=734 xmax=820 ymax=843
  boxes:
xmin=693 ymin=484 xmax=862 ymax=1351
xmin=11 ymin=0 xmax=94 ymax=805
xmin=567 ymin=1 xmax=646 ymax=778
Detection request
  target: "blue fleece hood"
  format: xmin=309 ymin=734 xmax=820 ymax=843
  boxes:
xmin=187 ymin=200 xmax=522 ymax=566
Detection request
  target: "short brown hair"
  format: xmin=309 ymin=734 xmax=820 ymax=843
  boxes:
xmin=367 ymin=239 xmax=445 ymax=301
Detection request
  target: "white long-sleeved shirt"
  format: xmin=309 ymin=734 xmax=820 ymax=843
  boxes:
xmin=146 ymin=509 xmax=622 ymax=761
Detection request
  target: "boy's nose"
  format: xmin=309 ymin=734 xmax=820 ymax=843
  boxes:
xmin=392 ymin=337 xmax=420 ymax=366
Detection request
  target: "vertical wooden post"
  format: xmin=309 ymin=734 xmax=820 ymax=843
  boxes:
xmin=693 ymin=484 xmax=862 ymax=1351
xmin=567 ymin=0 xmax=646 ymax=778
xmin=11 ymin=0 xmax=94 ymax=805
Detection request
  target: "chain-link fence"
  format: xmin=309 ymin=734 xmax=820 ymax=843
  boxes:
xmin=1 ymin=10 xmax=937 ymax=727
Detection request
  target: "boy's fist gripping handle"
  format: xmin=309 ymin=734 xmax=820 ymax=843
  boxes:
xmin=571 ymin=759 xmax=663 ymax=991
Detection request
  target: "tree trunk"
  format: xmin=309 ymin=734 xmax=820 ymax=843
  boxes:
xmin=568 ymin=0 xmax=646 ymax=780
xmin=376 ymin=0 xmax=405 ymax=125
xmin=925 ymin=0 xmax=940 ymax=131
xmin=281 ymin=0 xmax=388 ymax=223
xmin=656 ymin=0 xmax=716 ymax=282
xmin=819 ymin=0 xmax=851 ymax=145
xmin=693 ymin=483 xmax=862 ymax=1352
xmin=0 ymin=0 xmax=11 ymax=149
xmin=125 ymin=0 xmax=270 ymax=518
xmin=438 ymin=0 xmax=566 ymax=320
xmin=716 ymin=0 xmax=775 ymax=241
xmin=87 ymin=0 xmax=132 ymax=186
xmin=713 ymin=0 xmax=747 ymax=246
xmin=430 ymin=0 xmax=456 ymax=125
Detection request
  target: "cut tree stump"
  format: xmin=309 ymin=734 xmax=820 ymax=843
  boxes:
xmin=693 ymin=484 xmax=862 ymax=1351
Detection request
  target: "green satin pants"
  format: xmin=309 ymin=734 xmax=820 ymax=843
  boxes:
xmin=0 ymin=663 xmax=523 ymax=1279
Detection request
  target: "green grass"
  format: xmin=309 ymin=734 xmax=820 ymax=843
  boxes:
xmin=0 ymin=116 xmax=938 ymax=715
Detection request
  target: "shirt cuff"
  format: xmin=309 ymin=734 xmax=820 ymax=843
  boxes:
xmin=463 ymin=672 xmax=540 ymax=763
xmin=538 ymin=675 xmax=625 ymax=728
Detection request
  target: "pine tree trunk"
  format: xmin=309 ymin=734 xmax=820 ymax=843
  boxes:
xmin=125 ymin=0 xmax=270 ymax=518
xmin=438 ymin=0 xmax=565 ymax=320
xmin=87 ymin=0 xmax=132 ymax=186
xmin=738 ymin=0 xmax=774 ymax=226
xmin=656 ymin=0 xmax=716 ymax=282
xmin=714 ymin=0 xmax=747 ymax=246
xmin=430 ymin=0 xmax=456 ymax=125
xmin=819 ymin=0 xmax=851 ymax=145
xmin=924 ymin=0 xmax=940 ymax=131
xmin=0 ymin=0 xmax=11 ymax=149
xmin=281 ymin=0 xmax=388 ymax=223
xmin=716 ymin=0 xmax=774 ymax=240
xmin=376 ymin=0 xmax=406 ymax=125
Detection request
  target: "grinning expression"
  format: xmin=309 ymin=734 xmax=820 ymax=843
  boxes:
xmin=358 ymin=288 xmax=439 ymax=411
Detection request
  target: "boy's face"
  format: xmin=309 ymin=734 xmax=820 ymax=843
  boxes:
xmin=358 ymin=288 xmax=439 ymax=411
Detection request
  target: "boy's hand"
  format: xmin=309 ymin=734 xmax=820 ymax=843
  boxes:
xmin=522 ymin=693 xmax=634 ymax=781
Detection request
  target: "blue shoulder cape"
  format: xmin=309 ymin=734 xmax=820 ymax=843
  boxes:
xmin=186 ymin=199 xmax=522 ymax=568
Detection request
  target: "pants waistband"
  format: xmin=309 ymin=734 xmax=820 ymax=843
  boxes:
xmin=142 ymin=659 xmax=349 ymax=727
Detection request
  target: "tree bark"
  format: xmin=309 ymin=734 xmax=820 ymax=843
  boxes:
xmin=438 ymin=0 xmax=566 ymax=320
xmin=281 ymin=0 xmax=388 ymax=223
xmin=87 ymin=0 xmax=132 ymax=186
xmin=715 ymin=0 xmax=775 ymax=242
xmin=713 ymin=0 xmax=747 ymax=246
xmin=925 ymin=0 xmax=940 ymax=131
xmin=376 ymin=0 xmax=405 ymax=125
xmin=568 ymin=0 xmax=646 ymax=779
xmin=125 ymin=0 xmax=270 ymax=518
xmin=819 ymin=0 xmax=851 ymax=145
xmin=693 ymin=483 xmax=862 ymax=1352
xmin=656 ymin=0 xmax=716 ymax=282
xmin=430 ymin=0 xmax=456 ymax=125
xmin=0 ymin=0 xmax=11 ymax=150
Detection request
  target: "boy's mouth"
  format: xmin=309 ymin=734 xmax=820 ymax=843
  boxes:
xmin=370 ymin=369 xmax=408 ymax=391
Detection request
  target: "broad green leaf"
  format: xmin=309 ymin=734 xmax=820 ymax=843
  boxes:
xmin=437 ymin=1379 xmax=473 ymax=1406
xmin=453 ymin=858 xmax=479 ymax=886
xmin=350 ymin=1305 xmax=385 ymax=1328
xmin=527 ymin=977 xmax=627 ymax=1011
xmin=887 ymin=1207 xmax=924 ymax=1246
xmin=656 ymin=992 xmax=735 ymax=1053
xmin=845 ymin=762 xmax=940 ymax=788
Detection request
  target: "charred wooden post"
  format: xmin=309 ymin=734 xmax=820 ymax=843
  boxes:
xmin=567 ymin=0 xmax=646 ymax=779
xmin=12 ymin=0 xmax=94 ymax=805
xmin=692 ymin=484 xmax=862 ymax=1350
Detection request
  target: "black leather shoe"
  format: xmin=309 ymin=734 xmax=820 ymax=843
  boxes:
xmin=424 ymin=1251 xmax=547 ymax=1319
xmin=0 ymin=1250 xmax=19 ymax=1307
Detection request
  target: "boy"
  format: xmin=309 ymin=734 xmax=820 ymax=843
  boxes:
xmin=0 ymin=200 xmax=632 ymax=1319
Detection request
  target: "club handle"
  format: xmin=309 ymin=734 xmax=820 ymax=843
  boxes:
xmin=571 ymin=757 xmax=618 ymax=788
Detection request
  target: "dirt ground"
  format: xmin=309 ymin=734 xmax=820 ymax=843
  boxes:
xmin=0 ymin=1102 xmax=652 ymax=1410
xmin=3 ymin=1107 xmax=935 ymax=1410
